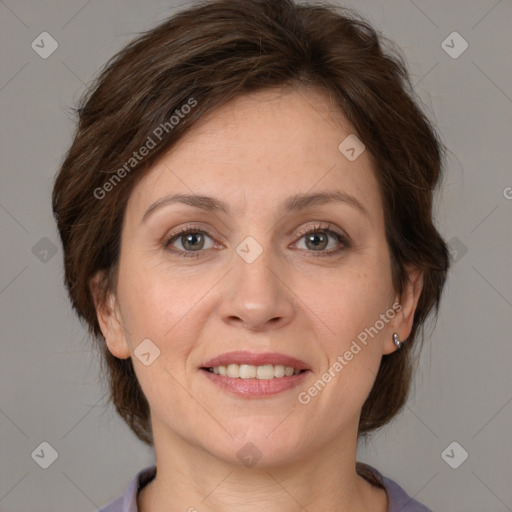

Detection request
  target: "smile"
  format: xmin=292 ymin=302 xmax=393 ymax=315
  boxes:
xmin=206 ymin=363 xmax=303 ymax=379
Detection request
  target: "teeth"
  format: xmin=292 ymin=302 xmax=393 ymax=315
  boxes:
xmin=227 ymin=364 xmax=239 ymax=378
xmin=240 ymin=364 xmax=256 ymax=379
xmin=274 ymin=364 xmax=285 ymax=378
xmin=256 ymin=365 xmax=274 ymax=379
xmin=207 ymin=364 xmax=302 ymax=379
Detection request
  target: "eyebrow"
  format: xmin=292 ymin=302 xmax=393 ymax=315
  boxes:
xmin=141 ymin=190 xmax=369 ymax=223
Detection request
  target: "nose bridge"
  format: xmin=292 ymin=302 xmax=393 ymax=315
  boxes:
xmin=220 ymin=233 xmax=294 ymax=329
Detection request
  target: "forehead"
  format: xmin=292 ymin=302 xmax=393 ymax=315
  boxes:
xmin=125 ymin=87 xmax=381 ymax=223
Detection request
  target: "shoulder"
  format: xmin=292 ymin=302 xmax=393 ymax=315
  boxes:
xmin=100 ymin=465 xmax=157 ymax=512
xmin=359 ymin=462 xmax=433 ymax=512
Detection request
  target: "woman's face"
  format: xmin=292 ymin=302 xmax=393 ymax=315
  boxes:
xmin=96 ymin=87 xmax=419 ymax=466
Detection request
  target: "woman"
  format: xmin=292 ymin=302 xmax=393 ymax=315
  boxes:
xmin=52 ymin=1 xmax=450 ymax=511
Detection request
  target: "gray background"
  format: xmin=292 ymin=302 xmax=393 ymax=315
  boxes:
xmin=1 ymin=0 xmax=511 ymax=511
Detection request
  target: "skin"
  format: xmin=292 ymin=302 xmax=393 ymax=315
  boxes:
xmin=92 ymin=86 xmax=423 ymax=512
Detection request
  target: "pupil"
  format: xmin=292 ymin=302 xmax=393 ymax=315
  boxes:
xmin=184 ymin=233 xmax=203 ymax=250
xmin=307 ymin=233 xmax=327 ymax=250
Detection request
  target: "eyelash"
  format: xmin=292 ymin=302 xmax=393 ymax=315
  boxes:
xmin=163 ymin=223 xmax=350 ymax=259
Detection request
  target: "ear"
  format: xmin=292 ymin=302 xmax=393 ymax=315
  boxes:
xmin=89 ymin=272 xmax=131 ymax=359
xmin=382 ymin=265 xmax=424 ymax=355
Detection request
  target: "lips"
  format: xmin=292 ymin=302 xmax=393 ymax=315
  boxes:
xmin=201 ymin=351 xmax=312 ymax=371
xmin=199 ymin=351 xmax=311 ymax=399
xmin=200 ymin=351 xmax=312 ymax=398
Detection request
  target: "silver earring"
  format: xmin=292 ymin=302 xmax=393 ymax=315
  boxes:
xmin=393 ymin=333 xmax=402 ymax=349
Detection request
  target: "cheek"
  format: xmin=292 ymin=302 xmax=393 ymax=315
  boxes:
xmin=293 ymin=259 xmax=392 ymax=398
xmin=117 ymin=264 xmax=214 ymax=380
xmin=118 ymin=259 xmax=199 ymax=336
xmin=117 ymin=272 xmax=206 ymax=412
xmin=295 ymin=261 xmax=393 ymax=342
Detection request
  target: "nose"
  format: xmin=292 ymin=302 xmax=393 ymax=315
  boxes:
xmin=218 ymin=243 xmax=295 ymax=332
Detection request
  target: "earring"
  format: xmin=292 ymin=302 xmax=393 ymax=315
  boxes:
xmin=393 ymin=333 xmax=402 ymax=349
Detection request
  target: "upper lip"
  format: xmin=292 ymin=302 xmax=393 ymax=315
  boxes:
xmin=201 ymin=351 xmax=311 ymax=371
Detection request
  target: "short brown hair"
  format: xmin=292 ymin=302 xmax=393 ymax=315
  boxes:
xmin=52 ymin=0 xmax=449 ymax=452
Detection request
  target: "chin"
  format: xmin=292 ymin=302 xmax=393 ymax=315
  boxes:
xmin=207 ymin=428 xmax=307 ymax=469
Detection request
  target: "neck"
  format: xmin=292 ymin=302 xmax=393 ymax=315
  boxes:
xmin=137 ymin=421 xmax=388 ymax=512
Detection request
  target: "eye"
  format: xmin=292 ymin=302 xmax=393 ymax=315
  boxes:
xmin=164 ymin=227 xmax=217 ymax=257
xmin=163 ymin=223 xmax=349 ymax=258
xmin=293 ymin=224 xmax=349 ymax=256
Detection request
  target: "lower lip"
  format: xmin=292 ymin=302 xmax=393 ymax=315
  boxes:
xmin=200 ymin=369 xmax=310 ymax=398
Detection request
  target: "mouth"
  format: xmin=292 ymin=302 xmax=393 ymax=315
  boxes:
xmin=202 ymin=364 xmax=306 ymax=379
xmin=199 ymin=351 xmax=311 ymax=397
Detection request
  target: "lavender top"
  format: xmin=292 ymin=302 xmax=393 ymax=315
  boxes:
xmin=99 ymin=464 xmax=432 ymax=512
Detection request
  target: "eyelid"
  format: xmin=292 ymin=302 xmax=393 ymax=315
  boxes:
xmin=163 ymin=225 xmax=220 ymax=259
xmin=290 ymin=222 xmax=350 ymax=255
xmin=293 ymin=222 xmax=348 ymax=241
xmin=164 ymin=223 xmax=222 ymax=245
xmin=163 ymin=221 xmax=350 ymax=257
